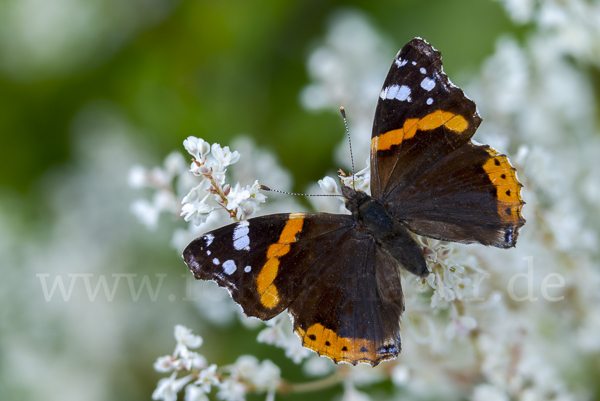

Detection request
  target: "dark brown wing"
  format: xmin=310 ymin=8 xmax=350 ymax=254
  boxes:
xmin=288 ymin=235 xmax=404 ymax=366
xmin=370 ymin=38 xmax=481 ymax=199
xmin=183 ymin=212 xmax=405 ymax=366
xmin=370 ymin=38 xmax=525 ymax=247
xmin=183 ymin=213 xmax=353 ymax=320
xmin=389 ymin=142 xmax=525 ymax=247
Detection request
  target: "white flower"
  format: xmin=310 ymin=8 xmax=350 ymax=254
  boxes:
xmin=283 ymin=337 xmax=311 ymax=364
xmin=302 ymin=356 xmax=335 ymax=377
xmin=236 ymin=180 xmax=267 ymax=220
xmin=153 ymin=372 xmax=195 ymax=401
xmin=164 ymin=152 xmax=187 ymax=176
xmin=257 ymin=314 xmax=310 ymax=364
xmin=190 ymin=352 xmax=208 ymax=370
xmin=251 ymin=360 xmax=280 ymax=391
xmin=339 ymin=160 xmax=371 ymax=193
xmin=147 ymin=166 xmax=172 ymax=188
xmin=225 ymin=183 xmax=251 ymax=214
xmin=181 ymin=194 xmax=214 ymax=226
xmin=346 ymin=364 xmax=386 ymax=387
xmin=257 ymin=321 xmax=285 ymax=346
xmin=179 ymin=348 xmax=207 ymax=371
xmin=217 ymin=378 xmax=246 ymax=401
xmin=499 ymin=0 xmax=536 ymax=24
xmin=233 ymin=355 xmax=260 ymax=380
xmin=247 ymin=180 xmax=267 ymax=204
xmin=391 ymin=364 xmax=410 ymax=386
xmin=181 ymin=183 xmax=204 ymax=205
xmin=185 ymin=385 xmax=209 ymax=401
xmin=224 ymin=180 xmax=267 ymax=221
xmin=154 ymin=189 xmax=178 ymax=213
xmin=154 ymin=355 xmax=176 ymax=373
xmin=445 ymin=305 xmax=477 ymax=340
xmin=471 ymin=384 xmax=509 ymax=401
xmin=128 ymin=165 xmax=148 ymax=188
xmin=405 ymin=313 xmax=436 ymax=345
xmin=175 ymin=325 xmax=203 ymax=350
xmin=189 ymin=159 xmax=211 ymax=177
xmin=318 ymin=176 xmax=339 ymax=194
xmin=211 ymin=143 xmax=240 ymax=169
xmin=131 ymin=199 xmax=160 ymax=230
xmin=195 ymin=364 xmax=219 ymax=393
xmin=409 ymin=272 xmax=435 ymax=293
xmin=184 ymin=137 xmax=211 ymax=162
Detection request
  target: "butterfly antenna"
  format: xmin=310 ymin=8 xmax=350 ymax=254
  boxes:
xmin=340 ymin=107 xmax=355 ymax=189
xmin=259 ymin=185 xmax=339 ymax=197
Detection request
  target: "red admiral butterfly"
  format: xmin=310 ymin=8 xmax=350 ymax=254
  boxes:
xmin=183 ymin=38 xmax=525 ymax=366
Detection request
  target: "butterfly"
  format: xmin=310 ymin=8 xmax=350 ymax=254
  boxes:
xmin=183 ymin=38 xmax=525 ymax=366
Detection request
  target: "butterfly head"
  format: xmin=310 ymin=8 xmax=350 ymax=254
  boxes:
xmin=341 ymin=185 xmax=370 ymax=216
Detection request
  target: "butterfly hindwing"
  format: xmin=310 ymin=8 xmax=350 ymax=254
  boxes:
xmin=289 ymin=239 xmax=404 ymax=366
xmin=389 ymin=141 xmax=525 ymax=247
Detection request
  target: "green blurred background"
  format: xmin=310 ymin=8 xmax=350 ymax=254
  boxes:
xmin=1 ymin=0 xmax=515 ymax=195
xmin=0 ymin=1 xmax=524 ymax=400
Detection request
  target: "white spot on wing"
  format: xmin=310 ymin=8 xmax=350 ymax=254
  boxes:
xmin=426 ymin=98 xmax=433 ymax=105
xmin=412 ymin=61 xmax=417 ymax=65
xmin=396 ymin=85 xmax=411 ymax=101
xmin=233 ymin=221 xmax=250 ymax=251
xmin=234 ymin=236 xmax=250 ymax=251
xmin=244 ymin=266 xmax=251 ymax=273
xmin=421 ymin=77 xmax=435 ymax=91
xmin=204 ymin=234 xmax=214 ymax=247
xmin=380 ymin=84 xmax=411 ymax=102
xmin=395 ymin=58 xmax=408 ymax=67
xmin=206 ymin=250 xmax=211 ymax=255
xmin=212 ymin=258 xmax=220 ymax=265
xmin=223 ymin=260 xmax=237 ymax=275
xmin=380 ymin=86 xmax=392 ymax=99
xmin=420 ymin=67 xmax=426 ymax=74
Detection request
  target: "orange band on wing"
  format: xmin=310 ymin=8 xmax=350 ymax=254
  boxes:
xmin=296 ymin=323 xmax=396 ymax=366
xmin=482 ymin=149 xmax=525 ymax=224
xmin=256 ymin=213 xmax=305 ymax=309
xmin=374 ymin=110 xmax=468 ymax=152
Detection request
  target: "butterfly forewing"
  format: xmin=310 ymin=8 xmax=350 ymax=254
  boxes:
xmin=370 ymin=38 xmax=482 ymax=199
xmin=183 ymin=213 xmax=354 ymax=320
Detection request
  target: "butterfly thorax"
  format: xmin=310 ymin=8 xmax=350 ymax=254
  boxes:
xmin=341 ymin=185 xmax=429 ymax=278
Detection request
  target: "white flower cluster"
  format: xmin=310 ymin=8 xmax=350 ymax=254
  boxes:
xmin=181 ymin=137 xmax=266 ymax=225
xmin=129 ymin=152 xmax=187 ymax=230
xmin=129 ymin=137 xmax=268 ymax=251
xmin=411 ymin=237 xmax=478 ymax=308
xmin=152 ymin=325 xmax=281 ymax=401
